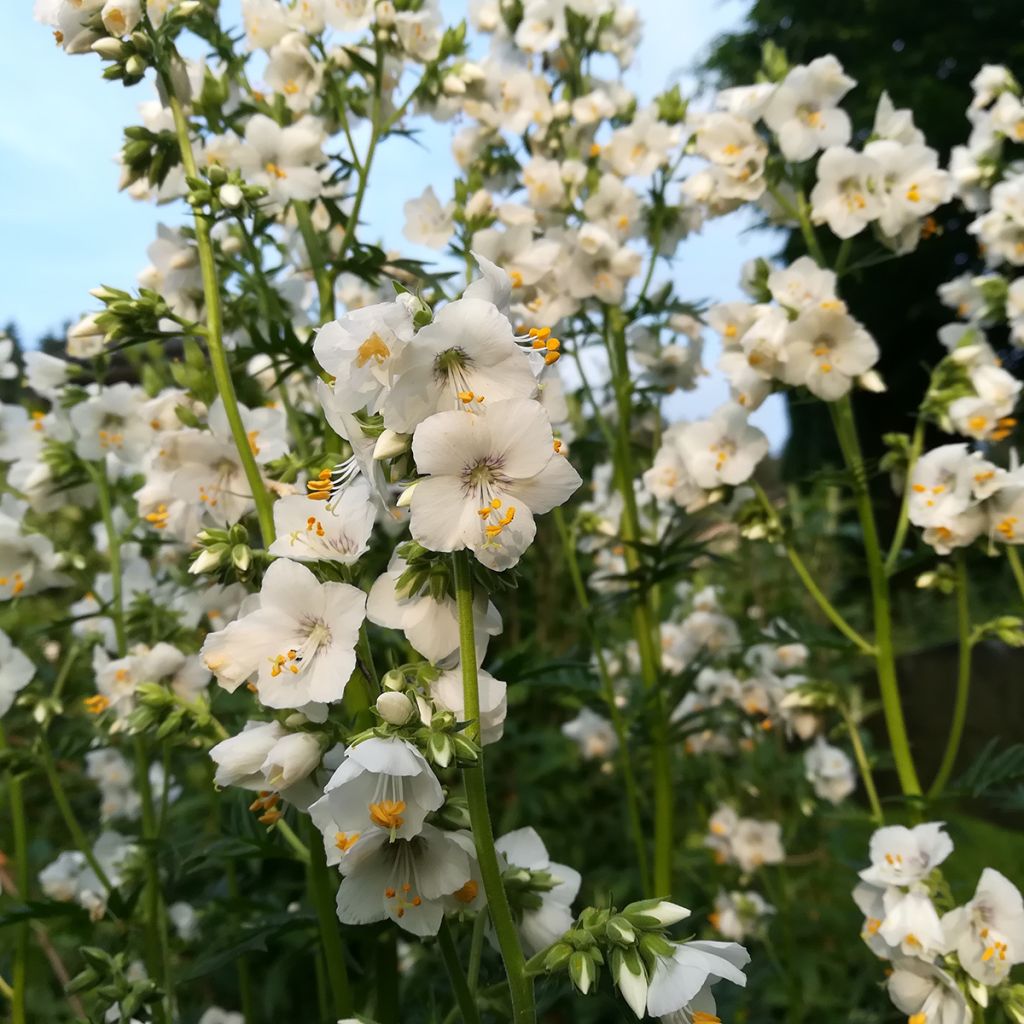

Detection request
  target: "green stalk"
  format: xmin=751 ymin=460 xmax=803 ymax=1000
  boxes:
xmin=307 ymin=821 xmax=353 ymax=1019
xmin=467 ymin=909 xmax=486 ymax=993
xmin=553 ymin=507 xmax=652 ymax=893
xmin=884 ymin=418 xmax=926 ymax=575
xmin=376 ymin=929 xmax=399 ymax=1024
xmin=831 ymin=397 xmax=921 ymax=797
xmin=452 ymin=551 xmax=535 ymax=1024
xmin=165 ymin=90 xmax=276 ymax=547
xmin=226 ymin=860 xmax=256 ymax=1023
xmin=1006 ymin=546 xmax=1024 ymax=606
xmin=603 ymin=307 xmax=674 ymax=896
xmin=753 ymin=484 xmax=875 ymax=656
xmin=839 ymin=706 xmax=883 ymax=824
xmin=1 ymin=727 xmax=28 ymax=1024
xmin=928 ymin=553 xmax=973 ymax=798
xmin=275 ymin=819 xmax=312 ymax=865
xmin=294 ymin=200 xmax=335 ymax=323
xmin=437 ymin=919 xmax=482 ymax=1024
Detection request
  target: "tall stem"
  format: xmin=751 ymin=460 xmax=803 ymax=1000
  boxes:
xmin=307 ymin=821 xmax=353 ymax=1019
xmin=553 ymin=508 xmax=651 ymax=893
xmin=294 ymin=200 xmax=335 ymax=323
xmin=603 ymin=307 xmax=674 ymax=896
xmin=884 ymin=418 xmax=926 ymax=574
xmin=1006 ymin=546 xmax=1024 ymax=606
xmin=1 ymin=727 xmax=28 ymax=1024
xmin=165 ymin=90 xmax=275 ymax=547
xmin=929 ymin=553 xmax=973 ymax=798
xmin=831 ymin=397 xmax=921 ymax=797
xmin=437 ymin=919 xmax=482 ymax=1024
xmin=839 ymin=707 xmax=883 ymax=824
xmin=452 ymin=551 xmax=535 ymax=1024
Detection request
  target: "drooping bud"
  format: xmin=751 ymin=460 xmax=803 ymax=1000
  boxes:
xmin=622 ymin=898 xmax=691 ymax=929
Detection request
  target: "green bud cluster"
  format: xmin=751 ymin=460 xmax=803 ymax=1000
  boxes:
xmin=126 ymin=682 xmax=221 ymax=742
xmin=189 ymin=522 xmax=259 ymax=583
xmin=184 ymin=165 xmax=268 ymax=216
xmin=67 ymin=946 xmax=161 ymax=1018
xmin=88 ymin=284 xmax=175 ymax=348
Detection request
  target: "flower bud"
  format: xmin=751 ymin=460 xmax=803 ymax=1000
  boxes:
xmin=91 ymin=37 xmax=127 ymax=59
xmin=605 ymin=915 xmax=636 ymax=946
xmin=381 ymin=668 xmax=406 ymax=691
xmin=428 ymin=732 xmax=453 ymax=768
xmin=189 ymin=546 xmax=225 ymax=575
xmin=231 ymin=544 xmax=252 ymax=572
xmin=568 ymin=951 xmax=597 ymax=995
xmin=218 ymin=183 xmax=243 ymax=208
xmin=396 ymin=482 xmax=417 ymax=508
xmin=124 ymin=54 xmax=148 ymax=77
xmin=373 ymin=429 xmax=411 ymax=460
xmin=175 ymin=0 xmax=202 ymax=16
xmin=261 ymin=731 xmax=323 ymax=789
xmin=612 ymin=947 xmax=649 ymax=1018
xmin=542 ymin=941 xmax=573 ymax=972
xmin=857 ymin=370 xmax=887 ymax=393
xmin=622 ymin=898 xmax=691 ymax=929
xmin=376 ymin=691 xmax=414 ymax=725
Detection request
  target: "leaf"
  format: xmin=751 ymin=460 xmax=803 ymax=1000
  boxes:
xmin=954 ymin=740 xmax=1024 ymax=797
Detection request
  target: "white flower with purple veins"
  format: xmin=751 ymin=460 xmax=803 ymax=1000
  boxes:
xmin=780 ymin=308 xmax=880 ymax=400
xmin=268 ymin=481 xmax=375 ymax=565
xmin=647 ymin=939 xmax=750 ymax=1021
xmin=942 ymin=868 xmax=1024 ymax=986
xmin=234 ymin=114 xmax=326 ymax=207
xmin=310 ymin=738 xmax=444 ymax=865
xmin=382 ymin=298 xmax=537 ymax=435
xmin=313 ymin=299 xmax=415 ymax=415
xmin=366 ymin=554 xmax=502 ymax=665
xmin=201 ymin=558 xmax=365 ymax=710
xmin=409 ymin=398 xmax=582 ymax=571
xmin=496 ymin=827 xmax=581 ymax=956
xmin=335 ymin=823 xmax=477 ymax=937
xmin=859 ymin=822 xmax=954 ymax=888
xmin=810 ymin=147 xmax=883 ymax=239
xmin=763 ymin=55 xmax=855 ymax=162
xmin=677 ymin=403 xmax=769 ymax=490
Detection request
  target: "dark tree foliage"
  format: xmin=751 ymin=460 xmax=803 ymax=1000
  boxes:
xmin=702 ymin=1 xmax=1024 ymax=485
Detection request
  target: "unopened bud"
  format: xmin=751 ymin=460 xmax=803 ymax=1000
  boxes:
xmin=124 ymin=54 xmax=147 ymax=77
xmin=373 ymin=429 xmax=411 ymax=460
xmin=381 ymin=668 xmax=406 ymax=691
xmin=396 ymin=482 xmax=417 ymax=508
xmin=376 ymin=691 xmax=414 ymax=725
xmin=91 ymin=37 xmax=127 ymax=59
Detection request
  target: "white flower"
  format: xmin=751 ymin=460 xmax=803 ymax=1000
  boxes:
xmin=201 ymin=559 xmax=366 ymax=710
xmin=810 ymin=147 xmax=883 ymax=238
xmin=878 ymin=887 xmax=947 ymax=959
xmin=409 ymin=398 xmax=581 ymax=570
xmin=335 ymin=824 xmax=476 ymax=937
xmin=234 ymin=114 xmax=325 ymax=207
xmin=268 ymin=482 xmax=375 ymax=565
xmin=383 ymin=298 xmax=536 ymax=434
xmin=866 ymin=139 xmax=953 ymax=247
xmin=730 ymin=819 xmax=785 ymax=873
xmin=887 ymin=959 xmax=970 ymax=1024
xmin=429 ymin=666 xmax=507 ymax=744
xmin=767 ymin=256 xmax=841 ymax=312
xmin=310 ymin=738 xmax=444 ymax=864
xmin=495 ymin=827 xmax=581 ymax=956
xmin=710 ymin=890 xmax=775 ymax=942
xmin=860 ymin=822 xmax=953 ymax=888
xmin=677 ymin=404 xmax=769 ymax=490
xmin=403 ymin=186 xmax=455 ymax=249
xmin=763 ymin=55 xmax=855 ymax=161
xmin=780 ymin=308 xmax=879 ymax=400
xmin=803 ymin=736 xmax=856 ymax=804
xmin=210 ymin=720 xmax=287 ymax=789
xmin=261 ymin=731 xmax=324 ymax=790
xmin=561 ymin=707 xmax=618 ymax=760
xmin=647 ymin=939 xmax=750 ymax=1019
xmin=942 ymin=868 xmax=1024 ymax=986
xmin=366 ymin=554 xmax=502 ymax=664
xmin=0 ymin=629 xmax=34 ymax=717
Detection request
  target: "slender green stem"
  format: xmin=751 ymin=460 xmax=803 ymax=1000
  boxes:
xmin=452 ymin=551 xmax=535 ymax=1024
xmin=795 ymin=188 xmax=827 ymax=266
xmin=929 ymin=553 xmax=973 ymax=798
xmin=294 ymin=200 xmax=335 ymax=323
xmin=884 ymin=418 xmax=926 ymax=575
xmin=467 ymin=909 xmax=486 ymax=992
xmin=437 ymin=920 xmax=482 ymax=1024
xmin=1007 ymin=546 xmax=1024 ymax=606
xmin=165 ymin=90 xmax=276 ymax=547
xmin=89 ymin=464 xmax=126 ymax=654
xmin=553 ymin=508 xmax=652 ymax=893
xmin=603 ymin=307 xmax=674 ymax=896
xmin=831 ymin=397 xmax=921 ymax=797
xmin=226 ymin=860 xmax=256 ymax=1023
xmin=307 ymin=820 xmax=353 ymax=1018
xmin=376 ymin=929 xmax=399 ymax=1024
xmin=274 ymin=819 xmax=312 ymax=865
xmin=1 ymin=727 xmax=28 ymax=1024
xmin=753 ymin=484 xmax=875 ymax=656
xmin=839 ymin=706 xmax=883 ymax=824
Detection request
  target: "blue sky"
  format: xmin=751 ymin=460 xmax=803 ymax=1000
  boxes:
xmin=2 ymin=0 xmax=788 ymax=444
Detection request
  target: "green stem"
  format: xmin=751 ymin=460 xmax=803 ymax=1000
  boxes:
xmin=376 ymin=929 xmax=399 ymax=1024
xmin=89 ymin=464 xmax=126 ymax=654
xmin=1 ymin=727 xmax=28 ymax=1024
xmin=294 ymin=200 xmax=335 ymax=322
xmin=831 ymin=397 xmax=921 ymax=797
xmin=452 ymin=551 xmax=535 ymax=1024
xmin=437 ymin=919 xmax=482 ymax=1024
xmin=467 ymin=909 xmax=486 ymax=993
xmin=928 ymin=553 xmax=973 ymax=798
xmin=839 ymin=706 xmax=883 ymax=824
xmin=795 ymin=188 xmax=827 ymax=266
xmin=226 ymin=860 xmax=256 ymax=1024
xmin=165 ymin=90 xmax=276 ymax=547
xmin=553 ymin=508 xmax=651 ymax=893
xmin=884 ymin=418 xmax=926 ymax=575
xmin=274 ymin=818 xmax=312 ymax=865
xmin=753 ymin=484 xmax=875 ymax=656
xmin=603 ymin=307 xmax=674 ymax=896
xmin=306 ymin=820 xmax=353 ymax=1019
xmin=1006 ymin=546 xmax=1024 ymax=606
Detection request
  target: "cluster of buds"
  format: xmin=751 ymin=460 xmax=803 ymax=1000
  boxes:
xmin=119 ymin=124 xmax=182 ymax=191
xmin=92 ymin=25 xmax=154 ymax=86
xmin=189 ymin=522 xmax=257 ymax=582
xmin=127 ymin=681 xmax=223 ymax=742
xmin=529 ymin=898 xmax=691 ymax=1015
xmin=67 ymin=945 xmax=161 ymax=1019
xmin=185 ymin=165 xmax=267 ymax=217
xmin=84 ymin=284 xmax=176 ymax=350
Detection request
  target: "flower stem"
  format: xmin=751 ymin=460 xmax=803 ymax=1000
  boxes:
xmin=753 ymin=483 xmax=875 ymax=656
xmin=928 ymin=553 xmax=973 ymax=798
xmin=603 ymin=307 xmax=674 ymax=896
xmin=437 ymin=919 xmax=482 ymax=1024
xmin=306 ymin=819 xmax=353 ymax=1019
xmin=452 ymin=550 xmax=535 ymax=1024
xmin=294 ymin=200 xmax=335 ymax=323
xmin=839 ymin=706 xmax=883 ymax=824
xmin=1 ymin=726 xmax=29 ymax=1024
xmin=1006 ymin=546 xmax=1024 ymax=606
xmin=884 ymin=417 xmax=925 ymax=575
xmin=274 ymin=818 xmax=312 ymax=865
xmin=164 ymin=90 xmax=276 ymax=547
xmin=830 ymin=397 xmax=921 ymax=797
xmin=553 ymin=507 xmax=652 ymax=893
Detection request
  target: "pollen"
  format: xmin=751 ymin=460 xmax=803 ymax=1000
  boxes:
xmin=458 ymin=390 xmax=475 ymax=403
xmin=905 ymin=184 xmax=921 ymax=203
xmin=485 ymin=505 xmax=516 ymax=538
xmin=264 ymin=161 xmax=288 ymax=179
xmin=145 ymin=504 xmax=169 ymax=530
xmin=84 ymin=694 xmax=110 ymax=714
xmin=368 ymin=800 xmax=406 ymax=830
xmin=247 ymin=430 xmax=261 ymax=456
xmin=283 ymin=79 xmax=300 ymax=95
xmin=452 ymin=879 xmax=479 ymax=904
xmin=307 ymin=469 xmax=333 ymax=501
xmin=306 ymin=515 xmax=326 ymax=538
xmin=692 ymin=1013 xmax=721 ymax=1024
xmin=510 ymin=270 xmax=524 ymax=288
xmin=335 ymin=831 xmax=360 ymax=853
xmin=553 ymin=439 xmax=563 ymax=453
xmin=356 ymin=333 xmax=391 ymax=367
